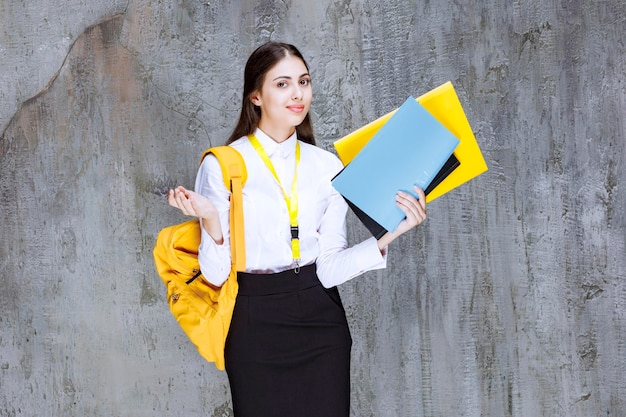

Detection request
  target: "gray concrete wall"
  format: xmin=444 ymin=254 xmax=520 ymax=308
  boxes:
xmin=1 ymin=1 xmax=625 ymax=416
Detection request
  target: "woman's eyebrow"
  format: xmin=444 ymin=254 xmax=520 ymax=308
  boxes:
xmin=272 ymin=73 xmax=310 ymax=81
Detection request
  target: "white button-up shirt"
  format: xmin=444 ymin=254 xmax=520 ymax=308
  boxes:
xmin=195 ymin=128 xmax=387 ymax=288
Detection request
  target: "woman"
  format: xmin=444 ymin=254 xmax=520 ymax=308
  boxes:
xmin=168 ymin=41 xmax=426 ymax=417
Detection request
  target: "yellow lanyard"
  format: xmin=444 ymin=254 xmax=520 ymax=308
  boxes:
xmin=248 ymin=134 xmax=301 ymax=268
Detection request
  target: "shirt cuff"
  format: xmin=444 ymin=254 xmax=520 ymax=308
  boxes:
xmin=197 ymin=226 xmax=231 ymax=286
xmin=359 ymin=236 xmax=388 ymax=271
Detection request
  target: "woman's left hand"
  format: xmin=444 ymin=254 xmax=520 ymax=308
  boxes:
xmin=394 ymin=185 xmax=427 ymax=234
xmin=377 ymin=186 xmax=426 ymax=250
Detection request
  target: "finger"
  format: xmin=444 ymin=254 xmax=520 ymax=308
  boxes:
xmin=414 ymin=186 xmax=426 ymax=211
xmin=396 ymin=190 xmax=423 ymax=214
xmin=395 ymin=196 xmax=421 ymax=226
xmin=405 ymin=202 xmax=423 ymax=225
xmin=168 ymin=187 xmax=187 ymax=207
xmin=167 ymin=189 xmax=177 ymax=207
xmin=180 ymin=196 xmax=198 ymax=216
xmin=397 ymin=193 xmax=427 ymax=226
xmin=182 ymin=192 xmax=201 ymax=216
xmin=168 ymin=189 xmax=185 ymax=210
xmin=404 ymin=187 xmax=426 ymax=219
xmin=173 ymin=189 xmax=196 ymax=216
xmin=173 ymin=186 xmax=190 ymax=200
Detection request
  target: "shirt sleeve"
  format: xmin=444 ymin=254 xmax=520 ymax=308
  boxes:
xmin=194 ymin=154 xmax=232 ymax=287
xmin=314 ymin=159 xmax=388 ymax=288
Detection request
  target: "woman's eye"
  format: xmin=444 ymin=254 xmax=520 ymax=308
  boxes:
xmin=277 ymin=81 xmax=287 ymax=88
xmin=300 ymin=79 xmax=310 ymax=86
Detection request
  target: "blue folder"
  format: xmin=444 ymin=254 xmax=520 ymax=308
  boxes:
xmin=332 ymin=97 xmax=460 ymax=232
xmin=342 ymin=153 xmax=460 ymax=239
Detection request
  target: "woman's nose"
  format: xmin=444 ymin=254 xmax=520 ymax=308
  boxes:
xmin=292 ymin=85 xmax=303 ymax=100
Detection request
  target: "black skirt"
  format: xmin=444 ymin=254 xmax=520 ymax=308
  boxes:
xmin=224 ymin=264 xmax=352 ymax=417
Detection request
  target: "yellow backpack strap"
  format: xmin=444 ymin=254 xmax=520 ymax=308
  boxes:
xmin=200 ymin=146 xmax=247 ymax=272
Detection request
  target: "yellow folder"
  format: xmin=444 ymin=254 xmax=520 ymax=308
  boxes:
xmin=333 ymin=82 xmax=488 ymax=202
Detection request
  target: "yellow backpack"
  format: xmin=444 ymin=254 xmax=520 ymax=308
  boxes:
xmin=153 ymin=146 xmax=247 ymax=370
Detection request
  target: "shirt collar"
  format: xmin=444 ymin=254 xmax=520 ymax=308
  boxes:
xmin=253 ymin=128 xmax=298 ymax=158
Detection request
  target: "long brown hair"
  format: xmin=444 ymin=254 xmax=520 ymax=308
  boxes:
xmin=226 ymin=42 xmax=315 ymax=145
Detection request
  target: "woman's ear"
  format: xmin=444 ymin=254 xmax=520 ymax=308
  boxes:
xmin=250 ymin=93 xmax=261 ymax=107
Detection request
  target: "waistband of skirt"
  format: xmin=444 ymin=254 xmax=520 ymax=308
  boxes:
xmin=236 ymin=263 xmax=319 ymax=296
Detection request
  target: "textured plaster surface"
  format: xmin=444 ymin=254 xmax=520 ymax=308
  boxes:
xmin=1 ymin=1 xmax=625 ymax=416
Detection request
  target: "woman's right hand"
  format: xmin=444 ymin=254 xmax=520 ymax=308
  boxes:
xmin=168 ymin=186 xmax=217 ymax=218
xmin=168 ymin=186 xmax=224 ymax=244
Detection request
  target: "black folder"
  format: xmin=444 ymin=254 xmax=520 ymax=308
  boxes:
xmin=343 ymin=153 xmax=460 ymax=239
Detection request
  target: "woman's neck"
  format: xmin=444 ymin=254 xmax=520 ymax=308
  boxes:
xmin=257 ymin=122 xmax=295 ymax=143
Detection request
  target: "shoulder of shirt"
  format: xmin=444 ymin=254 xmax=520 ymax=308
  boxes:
xmin=228 ymin=136 xmax=249 ymax=149
xmin=200 ymin=138 xmax=249 ymax=165
xmin=298 ymin=140 xmax=343 ymax=169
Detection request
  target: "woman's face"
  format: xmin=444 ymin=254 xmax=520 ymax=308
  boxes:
xmin=251 ymin=55 xmax=312 ymax=139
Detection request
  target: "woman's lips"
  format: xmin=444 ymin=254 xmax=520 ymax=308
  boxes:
xmin=287 ymin=105 xmax=305 ymax=113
